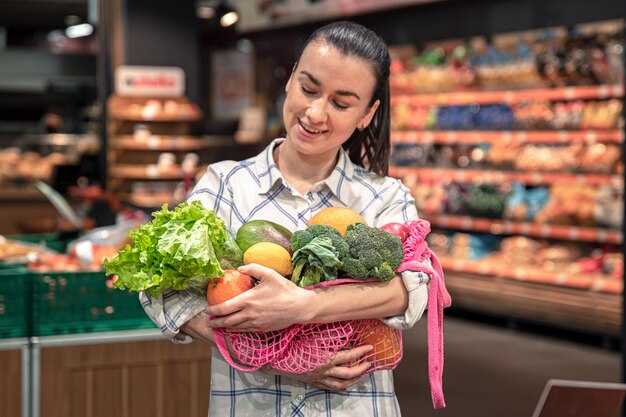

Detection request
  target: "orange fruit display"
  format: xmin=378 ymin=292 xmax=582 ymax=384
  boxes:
xmin=307 ymin=207 xmax=367 ymax=235
xmin=206 ymin=269 xmax=254 ymax=306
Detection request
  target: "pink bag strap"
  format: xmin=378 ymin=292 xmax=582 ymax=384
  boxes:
xmin=212 ymin=326 xmax=264 ymax=373
xmin=397 ymin=219 xmax=452 ymax=409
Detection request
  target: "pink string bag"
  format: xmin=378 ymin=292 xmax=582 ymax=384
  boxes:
xmin=212 ymin=219 xmax=451 ymax=409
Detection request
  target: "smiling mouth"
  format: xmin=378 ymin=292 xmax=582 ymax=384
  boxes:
xmin=298 ymin=119 xmax=326 ymax=135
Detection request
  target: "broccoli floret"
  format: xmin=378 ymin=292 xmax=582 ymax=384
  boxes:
xmin=341 ymin=223 xmax=405 ymax=281
xmin=291 ymin=224 xmax=348 ymax=258
xmin=289 ymin=225 xmax=348 ymax=287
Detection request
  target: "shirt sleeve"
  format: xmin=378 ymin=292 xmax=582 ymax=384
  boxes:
xmin=140 ymin=289 xmax=208 ymax=343
xmin=376 ymin=178 xmax=430 ymax=330
xmin=139 ymin=165 xmax=231 ymax=342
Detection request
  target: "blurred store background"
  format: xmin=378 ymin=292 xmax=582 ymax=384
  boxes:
xmin=0 ymin=0 xmax=623 ymax=416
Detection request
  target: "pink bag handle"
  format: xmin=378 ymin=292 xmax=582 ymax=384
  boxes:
xmin=397 ymin=219 xmax=452 ymax=410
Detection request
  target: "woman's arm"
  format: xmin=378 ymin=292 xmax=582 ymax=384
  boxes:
xmin=205 ymin=263 xmax=408 ymax=332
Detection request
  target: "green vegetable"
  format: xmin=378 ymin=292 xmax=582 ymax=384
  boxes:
xmin=291 ymin=224 xmax=348 ymax=255
xmin=235 ymin=219 xmax=293 ymax=254
xmin=291 ymin=236 xmax=344 ymax=287
xmin=341 ymin=223 xmax=404 ymax=281
xmin=102 ymin=201 xmax=242 ymax=296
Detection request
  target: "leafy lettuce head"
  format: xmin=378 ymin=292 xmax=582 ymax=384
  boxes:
xmin=103 ymin=201 xmax=241 ymax=296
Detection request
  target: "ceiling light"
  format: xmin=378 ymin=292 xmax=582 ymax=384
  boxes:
xmin=217 ymin=2 xmax=239 ymax=27
xmin=220 ymin=10 xmax=238 ymax=27
xmin=65 ymin=23 xmax=94 ymax=39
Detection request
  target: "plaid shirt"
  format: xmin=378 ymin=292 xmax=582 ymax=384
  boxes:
xmin=140 ymin=138 xmax=428 ymax=416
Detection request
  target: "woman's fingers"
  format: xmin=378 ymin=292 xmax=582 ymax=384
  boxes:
xmin=325 ymin=360 xmax=372 ymax=380
xmin=238 ymin=263 xmax=283 ymax=281
xmin=330 ymin=345 xmax=373 ymax=366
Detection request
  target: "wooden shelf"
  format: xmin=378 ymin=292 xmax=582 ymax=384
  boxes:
xmin=390 ymin=166 xmax=623 ymax=186
xmin=426 ymin=214 xmax=622 ymax=244
xmin=109 ymin=135 xmax=235 ymax=151
xmin=391 ymin=84 xmax=624 ymax=106
xmin=109 ymin=164 xmax=192 ymax=180
xmin=391 ymin=129 xmax=624 ymax=145
xmin=444 ymin=269 xmax=621 ymax=336
xmin=440 ymin=256 xmax=622 ymax=293
xmin=109 ymin=111 xmax=202 ymax=122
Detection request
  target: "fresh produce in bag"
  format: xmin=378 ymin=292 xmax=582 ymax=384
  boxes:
xmin=213 ymin=221 xmax=407 ymax=373
xmin=213 ymin=218 xmax=451 ymax=409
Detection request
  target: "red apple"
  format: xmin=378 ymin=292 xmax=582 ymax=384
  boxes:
xmin=380 ymin=222 xmax=409 ymax=242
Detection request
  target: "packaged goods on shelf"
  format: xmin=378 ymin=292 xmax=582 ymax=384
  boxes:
xmin=389 ymin=19 xmax=623 ymax=335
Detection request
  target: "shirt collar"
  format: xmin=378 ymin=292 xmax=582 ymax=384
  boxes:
xmin=255 ymin=138 xmax=357 ymax=204
xmin=255 ymin=138 xmax=287 ymax=195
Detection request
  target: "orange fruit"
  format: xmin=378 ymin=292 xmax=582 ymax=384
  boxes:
xmin=243 ymin=242 xmax=294 ymax=276
xmin=307 ymin=207 xmax=367 ymax=235
xmin=354 ymin=319 xmax=402 ymax=367
xmin=206 ymin=269 xmax=254 ymax=306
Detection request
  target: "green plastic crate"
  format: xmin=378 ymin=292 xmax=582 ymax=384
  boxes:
xmin=6 ymin=233 xmax=69 ymax=254
xmin=32 ymin=270 xmax=155 ymax=336
xmin=0 ymin=268 xmax=30 ymax=338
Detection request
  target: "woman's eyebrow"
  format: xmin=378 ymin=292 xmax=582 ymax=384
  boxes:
xmin=299 ymin=70 xmax=361 ymax=100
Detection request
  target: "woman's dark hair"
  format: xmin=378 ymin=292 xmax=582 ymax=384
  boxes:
xmin=298 ymin=21 xmax=391 ymax=176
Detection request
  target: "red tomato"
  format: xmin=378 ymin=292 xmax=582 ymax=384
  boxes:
xmin=380 ymin=222 xmax=409 ymax=242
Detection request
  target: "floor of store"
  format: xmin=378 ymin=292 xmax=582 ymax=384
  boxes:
xmin=394 ymin=313 xmax=621 ymax=417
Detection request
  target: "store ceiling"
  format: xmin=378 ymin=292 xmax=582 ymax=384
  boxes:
xmin=0 ymin=0 xmax=87 ymax=30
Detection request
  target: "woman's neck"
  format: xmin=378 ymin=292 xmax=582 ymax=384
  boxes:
xmin=274 ymin=140 xmax=338 ymax=195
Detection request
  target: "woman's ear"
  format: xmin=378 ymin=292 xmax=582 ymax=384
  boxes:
xmin=359 ymin=99 xmax=380 ymax=130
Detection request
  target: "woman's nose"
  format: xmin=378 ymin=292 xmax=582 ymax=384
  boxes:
xmin=305 ymin=98 xmax=328 ymax=124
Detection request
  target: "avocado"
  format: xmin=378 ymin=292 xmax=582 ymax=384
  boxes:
xmin=235 ymin=220 xmax=293 ymax=254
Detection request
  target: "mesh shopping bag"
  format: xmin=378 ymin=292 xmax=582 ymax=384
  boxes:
xmin=213 ymin=219 xmax=450 ymax=408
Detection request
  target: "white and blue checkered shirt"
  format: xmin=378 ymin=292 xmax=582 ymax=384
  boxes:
xmin=141 ymin=138 xmax=429 ymax=416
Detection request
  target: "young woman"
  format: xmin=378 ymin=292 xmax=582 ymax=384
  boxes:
xmin=141 ymin=21 xmax=430 ymax=416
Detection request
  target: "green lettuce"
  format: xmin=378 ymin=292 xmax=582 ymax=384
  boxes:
xmin=103 ymin=201 xmax=242 ymax=296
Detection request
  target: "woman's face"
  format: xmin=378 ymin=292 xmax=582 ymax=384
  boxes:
xmin=282 ymin=40 xmax=380 ymax=161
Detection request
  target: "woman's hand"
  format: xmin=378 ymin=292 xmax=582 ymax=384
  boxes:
xmin=180 ymin=310 xmax=216 ymax=345
xmin=263 ymin=345 xmax=373 ymax=391
xmin=205 ymin=263 xmax=316 ymax=332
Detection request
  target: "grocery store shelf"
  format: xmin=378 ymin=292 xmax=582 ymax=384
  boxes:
xmin=391 ymin=84 xmax=624 ymax=106
xmin=109 ymin=110 xmax=202 ymax=122
xmin=109 ymin=135 xmax=235 ymax=151
xmin=121 ymin=192 xmax=176 ymax=209
xmin=444 ymin=269 xmax=621 ymax=336
xmin=440 ymin=256 xmax=621 ymax=293
xmin=391 ymin=129 xmax=624 ymax=145
xmin=390 ymin=166 xmax=623 ymax=186
xmin=0 ymin=187 xmax=47 ymax=201
xmin=426 ymin=214 xmax=622 ymax=244
xmin=109 ymin=164 xmax=191 ymax=180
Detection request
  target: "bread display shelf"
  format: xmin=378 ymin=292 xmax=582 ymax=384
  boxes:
xmin=391 ymin=84 xmax=624 ymax=106
xmin=109 ymin=135 xmax=235 ymax=151
xmin=390 ymin=166 xmax=622 ymax=186
xmin=391 ymin=129 xmax=624 ymax=145
xmin=109 ymin=164 xmax=191 ymax=180
xmin=426 ymin=214 xmax=622 ymax=245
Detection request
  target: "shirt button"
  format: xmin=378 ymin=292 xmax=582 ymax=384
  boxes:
xmin=254 ymin=375 xmax=268 ymax=384
xmin=295 ymin=394 xmax=304 ymax=402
